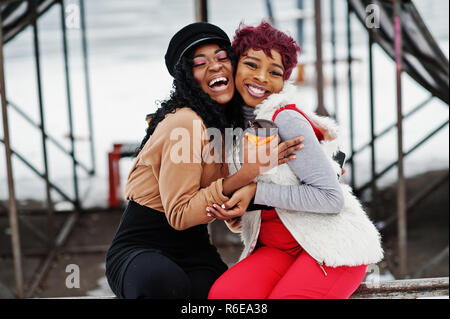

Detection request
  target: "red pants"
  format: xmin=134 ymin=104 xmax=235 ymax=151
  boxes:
xmin=209 ymin=210 xmax=368 ymax=299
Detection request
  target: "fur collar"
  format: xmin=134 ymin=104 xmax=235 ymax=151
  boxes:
xmin=253 ymin=82 xmax=342 ymax=169
xmin=254 ymin=82 xmax=339 ymax=140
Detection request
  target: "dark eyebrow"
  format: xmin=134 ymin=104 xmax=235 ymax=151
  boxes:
xmin=245 ymin=55 xmax=285 ymax=72
xmin=194 ymin=49 xmax=226 ymax=59
xmin=245 ymin=56 xmax=261 ymax=62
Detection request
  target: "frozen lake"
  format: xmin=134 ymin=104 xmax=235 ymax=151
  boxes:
xmin=0 ymin=0 xmax=448 ymax=208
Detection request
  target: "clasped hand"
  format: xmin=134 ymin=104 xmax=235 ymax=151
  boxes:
xmin=207 ymin=134 xmax=304 ymax=220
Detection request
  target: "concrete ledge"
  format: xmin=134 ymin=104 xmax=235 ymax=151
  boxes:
xmin=350 ymin=277 xmax=449 ymax=299
xmin=43 ymin=277 xmax=449 ymax=299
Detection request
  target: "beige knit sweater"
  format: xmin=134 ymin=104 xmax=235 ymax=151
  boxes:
xmin=124 ymin=107 xmax=237 ymax=231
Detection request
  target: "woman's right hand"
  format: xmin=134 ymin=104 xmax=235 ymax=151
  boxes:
xmin=206 ymin=183 xmax=257 ymax=220
xmin=222 ymin=135 xmax=303 ymax=196
xmin=240 ymin=134 xmax=304 ymax=180
xmin=277 ymin=135 xmax=304 ymax=165
xmin=239 ymin=133 xmax=277 ymax=179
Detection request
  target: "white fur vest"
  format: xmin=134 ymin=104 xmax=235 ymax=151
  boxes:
xmin=230 ymin=83 xmax=384 ymax=268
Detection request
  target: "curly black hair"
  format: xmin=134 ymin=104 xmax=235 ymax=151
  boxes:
xmin=135 ymin=44 xmax=244 ymax=155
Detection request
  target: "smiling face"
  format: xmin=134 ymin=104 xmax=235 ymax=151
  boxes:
xmin=235 ymin=48 xmax=285 ymax=108
xmin=192 ymin=43 xmax=235 ymax=105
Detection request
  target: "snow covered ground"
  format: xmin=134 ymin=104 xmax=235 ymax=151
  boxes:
xmin=0 ymin=0 xmax=448 ymax=209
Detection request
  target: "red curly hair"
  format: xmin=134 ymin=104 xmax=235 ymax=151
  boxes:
xmin=232 ymin=21 xmax=301 ymax=80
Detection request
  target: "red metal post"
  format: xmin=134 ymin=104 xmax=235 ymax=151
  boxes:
xmin=108 ymin=144 xmax=122 ymax=208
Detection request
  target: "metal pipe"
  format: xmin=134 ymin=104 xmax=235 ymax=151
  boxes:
xmin=330 ymin=0 xmax=338 ymax=121
xmin=7 ymin=99 xmax=92 ymax=174
xmin=394 ymin=0 xmax=407 ymax=279
xmin=296 ymin=0 xmax=304 ymax=47
xmin=415 ymin=246 xmax=449 ymax=278
xmin=379 ymin=172 xmax=449 ymax=231
xmin=18 ymin=215 xmax=49 ymax=243
xmin=314 ymin=0 xmax=327 ymax=116
xmin=352 ymin=277 xmax=449 ymax=299
xmin=0 ymin=0 xmax=24 ymax=6
xmin=25 ymin=211 xmax=80 ymax=298
xmin=60 ymin=0 xmax=80 ymax=209
xmin=195 ymin=0 xmax=208 ymax=22
xmin=1 ymin=243 xmax=110 ymax=258
xmin=31 ymin=0 xmax=55 ymax=250
xmin=79 ymin=0 xmax=96 ymax=175
xmin=26 ymin=250 xmax=56 ymax=298
xmin=347 ymin=96 xmax=434 ymax=161
xmin=2 ymin=0 xmax=58 ymax=44
xmin=368 ymin=33 xmax=378 ymax=218
xmin=356 ymin=119 xmax=449 ymax=194
xmin=404 ymin=120 xmax=448 ymax=155
xmin=265 ymin=0 xmax=275 ymax=25
xmin=9 ymin=146 xmax=80 ymax=203
xmin=0 ymin=206 xmax=119 ymax=217
xmin=406 ymin=172 xmax=448 ymax=211
xmin=0 ymin=9 xmax=24 ymax=299
xmin=347 ymin=0 xmax=356 ymax=188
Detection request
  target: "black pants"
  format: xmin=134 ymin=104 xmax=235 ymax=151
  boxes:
xmin=122 ymin=251 xmax=221 ymax=299
xmin=106 ymin=201 xmax=227 ymax=299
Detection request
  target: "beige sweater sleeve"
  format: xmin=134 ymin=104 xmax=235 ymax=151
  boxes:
xmin=142 ymin=109 xmax=230 ymax=230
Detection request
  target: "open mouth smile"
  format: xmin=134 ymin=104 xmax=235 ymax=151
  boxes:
xmin=208 ymin=75 xmax=230 ymax=92
xmin=245 ymin=83 xmax=270 ymax=98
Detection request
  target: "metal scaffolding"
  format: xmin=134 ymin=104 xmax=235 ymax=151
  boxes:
xmin=345 ymin=0 xmax=449 ymax=279
xmin=0 ymin=0 xmax=448 ymax=298
xmin=0 ymin=0 xmax=95 ymax=298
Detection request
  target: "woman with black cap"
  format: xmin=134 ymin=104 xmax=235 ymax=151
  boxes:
xmin=105 ymin=22 xmax=302 ymax=299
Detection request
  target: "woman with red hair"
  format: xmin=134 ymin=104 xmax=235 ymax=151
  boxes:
xmin=207 ymin=22 xmax=383 ymax=299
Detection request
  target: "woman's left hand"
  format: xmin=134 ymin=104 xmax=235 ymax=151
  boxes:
xmin=207 ymin=183 xmax=257 ymax=220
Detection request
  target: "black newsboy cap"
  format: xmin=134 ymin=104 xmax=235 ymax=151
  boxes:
xmin=165 ymin=22 xmax=231 ymax=77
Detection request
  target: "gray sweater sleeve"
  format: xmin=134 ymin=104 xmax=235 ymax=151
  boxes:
xmin=254 ymin=109 xmax=344 ymax=213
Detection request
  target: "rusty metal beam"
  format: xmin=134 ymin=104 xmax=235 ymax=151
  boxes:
xmin=355 ymin=120 xmax=449 ymax=195
xmin=314 ymin=0 xmax=327 ymax=116
xmin=415 ymin=247 xmax=449 ymax=278
xmin=25 ymin=211 xmax=80 ymax=298
xmin=45 ymin=277 xmax=450 ymax=299
xmin=79 ymin=0 xmax=96 ymax=176
xmin=30 ymin=0 xmax=56 ymax=252
xmin=1 ymin=0 xmax=95 ymax=299
xmin=352 ymin=277 xmax=449 ymax=299
xmin=347 ymin=95 xmax=434 ymax=164
xmin=0 ymin=0 xmax=23 ymax=5
xmin=0 ymin=10 xmax=24 ymax=299
xmin=194 ymin=0 xmax=208 ymax=22
xmin=378 ymin=171 xmax=449 ymax=232
xmin=394 ymin=0 xmax=407 ymax=279
xmin=60 ymin=0 xmax=80 ymax=209
xmin=2 ymin=0 xmax=59 ymax=44
xmin=346 ymin=1 xmax=356 ymax=188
